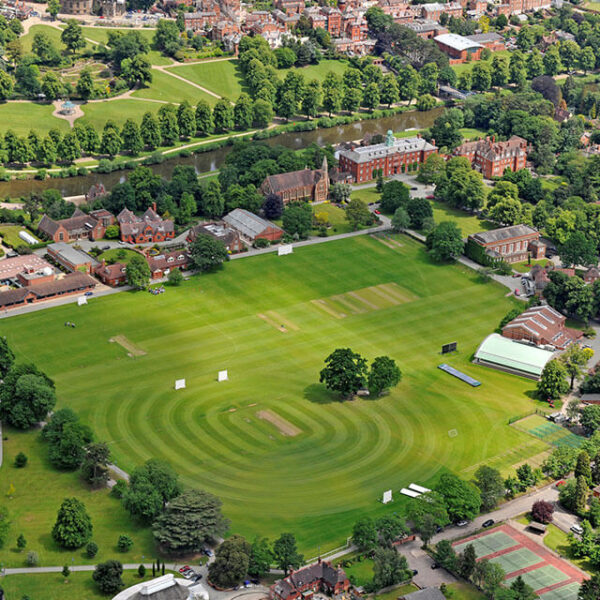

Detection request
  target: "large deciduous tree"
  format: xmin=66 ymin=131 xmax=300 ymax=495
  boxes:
xmin=426 ymin=221 xmax=464 ymax=262
xmin=153 ymin=489 xmax=229 ymax=554
xmin=208 ymin=535 xmax=251 ymax=588
xmin=320 ymin=348 xmax=368 ymax=399
xmin=273 ymin=532 xmax=303 ymax=576
xmin=537 ymin=359 xmax=569 ymax=400
xmin=435 ymin=473 xmax=481 ymax=522
xmin=52 ymin=498 xmax=93 ymax=549
xmin=473 ymin=465 xmax=504 ymax=512
xmin=368 ymin=356 xmax=401 ymax=397
xmin=190 ymin=234 xmax=228 ymax=272
xmin=126 ymin=254 xmax=150 ymax=289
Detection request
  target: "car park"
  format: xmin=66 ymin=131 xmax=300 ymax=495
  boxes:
xmin=193 ymin=574 xmax=203 ymax=583
xmin=483 ymin=519 xmax=494 ymax=528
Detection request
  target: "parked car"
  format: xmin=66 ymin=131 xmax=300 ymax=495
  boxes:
xmin=203 ymin=547 xmax=213 ymax=557
xmin=482 ymin=519 xmax=494 ymax=528
xmin=84 ymin=291 xmax=94 ymax=297
xmin=410 ymin=187 xmax=418 ymax=191
xmin=571 ymin=524 xmax=584 ymax=535
xmin=193 ymin=574 xmax=203 ymax=583
xmin=431 ymin=562 xmax=439 ymax=570
xmin=183 ymin=570 xmax=195 ymax=579
xmin=426 ymin=195 xmax=434 ymax=200
xmin=411 ymin=569 xmax=418 ymax=576
xmin=374 ymin=209 xmax=381 ymax=215
xmin=178 ymin=566 xmax=191 ymax=573
xmin=102 ymin=245 xmax=110 ymax=250
xmin=456 ymin=520 xmax=469 ymax=527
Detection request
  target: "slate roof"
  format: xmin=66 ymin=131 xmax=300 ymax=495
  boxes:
xmin=471 ymin=224 xmax=538 ymax=245
xmin=401 ymin=589 xmax=445 ymax=600
xmin=272 ymin=561 xmax=348 ymax=600
xmin=264 ymin=169 xmax=324 ymax=194
xmin=339 ymin=137 xmax=436 ymax=164
xmin=466 ymin=32 xmax=503 ymax=44
xmin=455 ymin=136 xmax=527 ymax=163
xmin=223 ymin=209 xmax=282 ymax=239
xmin=117 ymin=207 xmax=175 ymax=238
xmin=189 ymin=223 xmax=240 ymax=247
xmin=38 ymin=208 xmax=101 ymax=238
xmin=147 ymin=251 xmax=189 ymax=273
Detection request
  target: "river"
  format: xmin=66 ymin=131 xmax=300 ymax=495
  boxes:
xmin=0 ymin=107 xmax=444 ymax=198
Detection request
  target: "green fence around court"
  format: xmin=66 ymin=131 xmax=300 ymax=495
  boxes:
xmin=511 ymin=415 xmax=585 ymax=449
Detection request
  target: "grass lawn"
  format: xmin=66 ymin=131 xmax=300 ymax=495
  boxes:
xmin=0 ymin=426 xmax=156 ymax=568
xmin=97 ymin=248 xmax=140 ymax=265
xmin=0 ymin=224 xmax=40 ymax=247
xmin=446 ymin=582 xmax=486 ymax=599
xmin=430 ymin=201 xmax=494 ymax=237
xmin=0 ymin=102 xmax=70 ymax=136
xmin=132 ymin=69 xmax=218 ymax=107
xmin=77 ymin=99 xmax=167 ymax=129
xmin=0 ymin=570 xmax=178 ymax=600
xmin=20 ymin=24 xmax=66 ymax=54
xmin=372 ymin=584 xmax=419 ymax=600
xmin=0 ymin=236 xmax=547 ymax=556
xmin=544 ymin=524 xmax=594 ymax=574
xmin=344 ymin=557 xmax=374 ymax=586
xmin=167 ymin=59 xmax=244 ymax=100
xmin=278 ymin=60 xmax=349 ymax=84
xmin=313 ymin=202 xmax=353 ymax=235
xmin=80 ymin=26 xmax=155 ymax=46
xmin=452 ymin=51 xmax=511 ymax=77
xmin=511 ymin=259 xmax=550 ymax=274
xmin=350 ymin=187 xmax=381 ymax=205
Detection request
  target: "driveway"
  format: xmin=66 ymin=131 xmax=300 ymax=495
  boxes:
xmin=396 ymin=539 xmax=456 ymax=588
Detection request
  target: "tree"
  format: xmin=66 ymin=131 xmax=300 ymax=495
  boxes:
xmin=168 ymin=268 xmax=184 ymax=287
xmin=544 ymin=46 xmax=562 ymax=76
xmin=473 ymin=465 xmax=504 ymax=512
xmin=391 ymin=207 xmax=410 ymax=232
xmin=138 ymin=564 xmax=146 ymax=578
xmin=372 ymin=547 xmax=410 ymax=589
xmin=0 ymin=337 xmax=14 ymax=377
xmin=253 ymin=99 xmax=273 ymax=128
xmin=459 ymin=544 xmax=477 ymax=579
xmin=579 ymin=573 xmax=600 ymax=599
xmin=283 ymin=202 xmax=313 ymax=238
xmin=342 ymin=87 xmax=362 ymax=114
xmin=380 ymin=180 xmax=410 ymax=214
xmin=537 ymin=359 xmax=569 ymax=400
xmin=62 ymin=565 xmax=70 ymax=581
xmin=0 ymin=71 xmax=14 ymax=101
xmin=117 ymin=534 xmax=133 ymax=552
xmin=362 ymin=82 xmax=380 ymax=112
xmin=6 ymin=40 xmax=23 ymax=67
xmin=273 ymin=533 xmax=303 ymax=576
xmin=0 ymin=364 xmax=56 ymax=429
xmin=121 ymin=119 xmax=143 ymax=156
xmin=331 ymin=182 xmax=351 ymax=204
xmin=472 ymin=62 xmax=492 ymax=91
xmin=322 ymin=72 xmax=342 ymax=116
xmin=76 ymin=69 xmax=94 ymax=101
xmin=380 ymin=74 xmax=399 ymax=107
xmin=158 ymin=104 xmax=179 ymax=145
xmin=152 ymin=489 xmax=229 ymax=554
xmin=560 ymin=344 xmax=588 ymax=390
xmin=86 ymin=541 xmax=99 ymax=558
xmin=248 ymin=537 xmax=273 ymax=578
xmin=510 ymin=575 xmax=537 ymax=600
xmin=375 ymin=514 xmax=408 ymax=545
xmin=47 ymin=0 xmax=60 ymax=19
xmin=580 ymin=46 xmax=595 ymax=74
xmin=234 ymin=93 xmax=253 ymax=130
xmin=196 ymin=100 xmax=213 ymax=135
xmin=124 ymin=481 xmax=162 ymax=523
xmin=368 ymin=356 xmax=401 ymax=397
xmin=581 ymin=405 xmax=600 ymax=435
xmin=560 ymin=231 xmax=597 ymax=267
xmin=121 ymin=55 xmax=152 ymax=88
xmin=190 ymin=234 xmax=228 ymax=272
xmin=81 ymin=442 xmax=111 ymax=488
xmin=531 ymin=499 xmax=554 ymax=524
xmin=435 ymin=473 xmax=481 ymax=522
xmin=406 ymin=197 xmax=433 ymax=229
xmin=17 ymin=533 xmax=26 ymax=551
xmin=301 ymin=80 xmax=321 ymax=119
xmin=14 ymin=452 xmax=27 ymax=468
xmin=93 ymin=560 xmax=124 ymax=594
xmin=345 ymin=198 xmax=372 ymax=230
xmin=319 ymin=348 xmax=368 ymax=399
xmin=61 ymin=20 xmax=85 ymax=54
xmin=263 ymin=193 xmax=283 ymax=219
xmin=491 ymin=54 xmax=510 ymax=87
xmin=352 ymin=517 xmax=378 ymax=551
xmin=417 ymin=153 xmax=446 ymax=185
xmin=435 ymin=540 xmax=457 ymax=572
xmin=201 ymin=180 xmax=224 ymax=218
xmin=575 ymin=475 xmax=589 ymax=513
xmin=213 ymin=99 xmax=234 ymax=132
xmin=426 ymin=221 xmax=464 ymax=262
xmin=516 ymin=463 xmax=536 ymax=489
xmin=126 ymin=255 xmax=150 ymax=289
xmin=208 ymin=535 xmax=251 ymax=588
xmin=141 ymin=112 xmax=161 ymax=150
xmin=49 ymin=420 xmax=93 ymax=470
xmin=52 ymin=498 xmax=93 ymax=549
xmin=153 ymin=19 xmax=181 ymax=55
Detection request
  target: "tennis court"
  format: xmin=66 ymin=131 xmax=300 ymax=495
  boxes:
xmin=512 ymin=415 xmax=585 ymax=449
xmin=506 ymin=565 xmax=569 ymax=590
xmin=489 ymin=547 xmax=543 ymax=573
xmin=454 ymin=531 xmax=517 ymax=556
xmin=540 ymin=582 xmax=581 ymax=600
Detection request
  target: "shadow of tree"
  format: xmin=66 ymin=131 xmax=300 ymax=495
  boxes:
xmin=303 ymin=383 xmax=336 ymax=404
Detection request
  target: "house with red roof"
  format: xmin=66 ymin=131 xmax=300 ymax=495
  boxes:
xmin=117 ymin=203 xmax=175 ymax=244
xmin=270 ymin=561 xmax=350 ymax=600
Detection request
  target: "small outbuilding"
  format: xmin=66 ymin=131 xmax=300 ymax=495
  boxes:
xmin=474 ymin=333 xmax=555 ymax=380
xmin=223 ymin=208 xmax=283 ymax=243
xmin=400 ymin=588 xmax=445 ymax=600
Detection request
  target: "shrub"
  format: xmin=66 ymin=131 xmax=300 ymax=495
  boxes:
xmin=110 ymin=480 xmax=127 ymax=499
xmin=117 ymin=534 xmax=134 ymax=552
xmin=532 ymin=499 xmax=554 ymax=523
xmin=35 ymin=169 xmax=47 ymax=180
xmin=97 ymin=159 xmax=114 ymax=173
xmin=86 ymin=541 xmax=99 ymax=558
xmin=77 ymin=166 xmax=88 ymax=176
xmin=14 ymin=452 xmax=27 ymax=468
xmin=253 ymin=237 xmax=270 ymax=249
xmin=138 ymin=564 xmax=146 ymax=578
xmin=26 ymin=551 xmax=39 ymax=566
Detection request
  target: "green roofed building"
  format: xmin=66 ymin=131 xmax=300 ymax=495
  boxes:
xmin=474 ymin=333 xmax=554 ymax=380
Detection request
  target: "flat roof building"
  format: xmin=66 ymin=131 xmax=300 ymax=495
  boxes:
xmin=474 ymin=333 xmax=555 ymax=379
xmin=434 ymin=33 xmax=483 ymax=62
xmin=47 ymin=242 xmax=93 ymax=273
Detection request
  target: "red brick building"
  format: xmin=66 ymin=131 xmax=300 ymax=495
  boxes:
xmin=223 ymin=208 xmax=283 ymax=242
xmin=260 ymin=158 xmax=329 ymax=204
xmin=187 ymin=222 xmax=245 ymax=253
xmin=184 ymin=11 xmax=220 ymax=31
xmin=117 ymin=204 xmax=175 ymax=244
xmin=465 ymin=32 xmax=505 ymax=52
xmin=275 ymin=0 xmax=305 ymax=13
xmin=404 ymin=19 xmax=448 ymax=39
xmin=38 ymin=208 xmax=115 ymax=243
xmin=421 ymin=2 xmax=462 ymax=21
xmin=338 ymin=131 xmax=437 ymax=183
xmin=453 ymin=136 xmax=528 ymax=179
xmin=95 ymin=260 xmax=127 ymax=287
xmin=502 ymin=305 xmax=583 ymax=350
xmin=468 ymin=224 xmax=544 ymax=264
xmin=270 ymin=561 xmax=350 ymax=600
xmin=434 ymin=33 xmax=483 ymax=63
xmin=147 ymin=250 xmax=190 ymax=280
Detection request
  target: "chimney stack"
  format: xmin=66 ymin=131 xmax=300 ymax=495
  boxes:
xmin=152 ymin=201 xmax=157 ymax=212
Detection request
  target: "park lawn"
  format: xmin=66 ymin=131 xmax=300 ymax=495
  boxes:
xmin=0 ymin=426 xmax=156 ymax=568
xmin=0 ymin=236 xmax=548 ymax=556
xmin=373 ymin=584 xmax=419 ymax=600
xmin=451 ymin=51 xmax=511 ymax=77
xmin=132 ymin=69 xmax=218 ymax=107
xmin=278 ymin=59 xmax=349 ymax=84
xmin=0 ymin=224 xmax=40 ymax=247
xmin=344 ymin=557 xmax=374 ymax=586
xmin=313 ymin=202 xmax=353 ymax=235
xmin=167 ymin=59 xmax=244 ymax=100
xmin=77 ymin=99 xmax=166 ymax=129
xmin=20 ymin=24 xmax=66 ymax=54
xmin=97 ymin=248 xmax=140 ymax=265
xmin=446 ymin=582 xmax=486 ymax=599
xmin=430 ymin=201 xmax=494 ymax=237
xmin=0 ymin=102 xmax=70 ymax=136
xmin=511 ymin=259 xmax=550 ymax=274
xmin=80 ymin=26 xmax=156 ymax=46
xmin=350 ymin=187 xmax=381 ymax=205
xmin=543 ymin=524 xmax=595 ymax=574
xmin=0 ymin=570 xmax=177 ymax=600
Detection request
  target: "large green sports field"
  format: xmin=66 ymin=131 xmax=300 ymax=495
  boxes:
xmin=0 ymin=235 xmax=547 ymax=554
